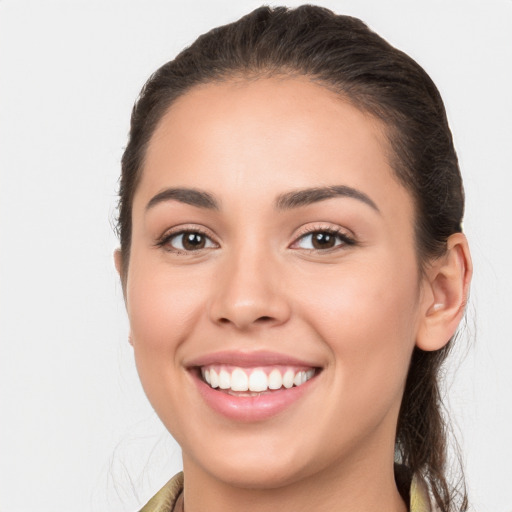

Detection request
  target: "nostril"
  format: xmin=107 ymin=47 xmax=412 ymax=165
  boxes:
xmin=255 ymin=316 xmax=274 ymax=323
xmin=217 ymin=315 xmax=275 ymax=327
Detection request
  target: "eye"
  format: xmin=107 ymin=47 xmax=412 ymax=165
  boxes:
xmin=292 ymin=229 xmax=355 ymax=251
xmin=159 ymin=230 xmax=217 ymax=252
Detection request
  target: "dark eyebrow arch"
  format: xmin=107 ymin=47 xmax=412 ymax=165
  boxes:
xmin=146 ymin=187 xmax=219 ymax=211
xmin=275 ymin=185 xmax=380 ymax=213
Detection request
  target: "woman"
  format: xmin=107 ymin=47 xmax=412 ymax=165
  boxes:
xmin=115 ymin=5 xmax=472 ymax=512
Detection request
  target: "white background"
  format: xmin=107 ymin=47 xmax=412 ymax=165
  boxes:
xmin=0 ymin=1 xmax=511 ymax=511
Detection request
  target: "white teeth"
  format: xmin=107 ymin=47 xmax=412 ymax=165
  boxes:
xmin=218 ymin=369 xmax=231 ymax=390
xmin=249 ymin=369 xmax=268 ymax=392
xmin=268 ymin=368 xmax=283 ymax=390
xmin=282 ymin=369 xmax=294 ymax=389
xmin=201 ymin=366 xmax=316 ymax=393
xmin=210 ymin=369 xmax=219 ymax=388
xmin=231 ymin=368 xmax=249 ymax=391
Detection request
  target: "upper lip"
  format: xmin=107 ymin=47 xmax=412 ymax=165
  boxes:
xmin=185 ymin=350 xmax=322 ymax=369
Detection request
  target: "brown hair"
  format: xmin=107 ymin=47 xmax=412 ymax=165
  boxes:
xmin=118 ymin=5 xmax=467 ymax=510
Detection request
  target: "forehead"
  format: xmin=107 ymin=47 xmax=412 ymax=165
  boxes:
xmin=135 ymin=77 xmax=413 ymax=223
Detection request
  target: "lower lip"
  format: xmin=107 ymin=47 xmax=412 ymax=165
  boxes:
xmin=191 ymin=370 xmax=318 ymax=422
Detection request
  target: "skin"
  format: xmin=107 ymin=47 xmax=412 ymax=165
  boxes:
xmin=117 ymin=77 xmax=472 ymax=512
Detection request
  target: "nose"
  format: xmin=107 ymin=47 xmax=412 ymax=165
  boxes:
xmin=208 ymin=248 xmax=291 ymax=331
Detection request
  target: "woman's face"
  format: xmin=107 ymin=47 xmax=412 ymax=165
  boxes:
xmin=124 ymin=77 xmax=429 ymax=488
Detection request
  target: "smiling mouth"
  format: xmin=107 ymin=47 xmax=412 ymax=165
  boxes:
xmin=199 ymin=365 xmax=318 ymax=395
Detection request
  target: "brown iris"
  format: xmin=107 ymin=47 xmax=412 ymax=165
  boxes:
xmin=311 ymin=232 xmax=337 ymax=249
xmin=182 ymin=232 xmax=207 ymax=250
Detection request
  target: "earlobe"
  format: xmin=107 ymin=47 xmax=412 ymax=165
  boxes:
xmin=416 ymin=233 xmax=472 ymax=351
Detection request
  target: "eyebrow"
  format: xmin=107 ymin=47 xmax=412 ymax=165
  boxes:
xmin=275 ymin=185 xmax=380 ymax=213
xmin=146 ymin=187 xmax=219 ymax=211
xmin=145 ymin=185 xmax=379 ymax=214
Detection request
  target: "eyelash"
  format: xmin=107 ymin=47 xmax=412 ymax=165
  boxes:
xmin=156 ymin=226 xmax=356 ymax=254
xmin=156 ymin=227 xmax=217 ymax=255
xmin=291 ymin=226 xmax=356 ymax=252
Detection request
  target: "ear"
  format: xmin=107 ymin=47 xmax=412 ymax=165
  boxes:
xmin=416 ymin=233 xmax=472 ymax=351
xmin=114 ymin=248 xmax=129 ymax=304
xmin=114 ymin=249 xmax=132 ymax=343
xmin=114 ymin=248 xmax=123 ymax=276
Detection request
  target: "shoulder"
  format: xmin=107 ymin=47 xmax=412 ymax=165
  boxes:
xmin=410 ymin=473 xmax=439 ymax=512
xmin=396 ymin=464 xmax=437 ymax=512
xmin=138 ymin=472 xmax=184 ymax=512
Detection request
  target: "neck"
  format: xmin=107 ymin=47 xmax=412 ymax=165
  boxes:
xmin=182 ymin=442 xmax=407 ymax=512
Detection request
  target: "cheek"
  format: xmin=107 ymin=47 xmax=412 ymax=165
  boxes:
xmin=299 ymin=255 xmax=419 ymax=332
xmin=126 ymin=257 xmax=207 ymax=362
xmin=295 ymin=256 xmax=420 ymax=395
xmin=124 ymin=258 xmax=210 ymax=436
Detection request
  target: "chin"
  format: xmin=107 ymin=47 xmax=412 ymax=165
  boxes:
xmin=184 ymin=433 xmax=327 ymax=491
xmin=206 ymin=459 xmax=313 ymax=490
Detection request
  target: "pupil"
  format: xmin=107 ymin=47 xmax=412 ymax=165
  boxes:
xmin=183 ymin=233 xmax=205 ymax=250
xmin=313 ymin=232 xmax=334 ymax=249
